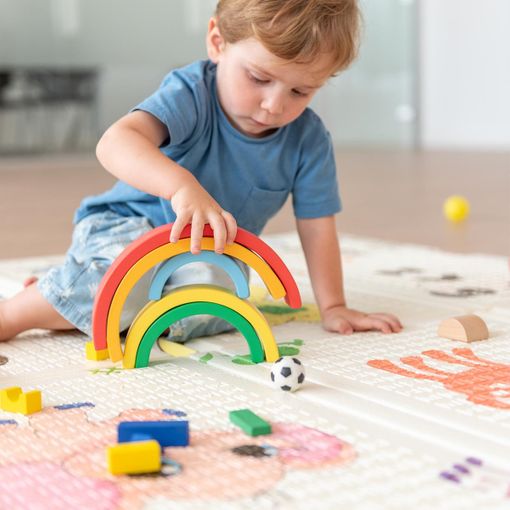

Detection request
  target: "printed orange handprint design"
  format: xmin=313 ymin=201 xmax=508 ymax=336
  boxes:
xmin=368 ymin=348 xmax=510 ymax=409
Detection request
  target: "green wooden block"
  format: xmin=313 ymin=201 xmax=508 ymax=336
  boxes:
xmin=229 ymin=409 xmax=272 ymax=437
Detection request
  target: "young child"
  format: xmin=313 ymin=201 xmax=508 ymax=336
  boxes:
xmin=0 ymin=0 xmax=402 ymax=343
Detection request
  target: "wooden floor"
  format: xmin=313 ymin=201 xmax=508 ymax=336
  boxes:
xmin=0 ymin=150 xmax=508 ymax=259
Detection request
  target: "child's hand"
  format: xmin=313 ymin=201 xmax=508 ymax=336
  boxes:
xmin=169 ymin=181 xmax=237 ymax=254
xmin=322 ymin=305 xmax=402 ymax=335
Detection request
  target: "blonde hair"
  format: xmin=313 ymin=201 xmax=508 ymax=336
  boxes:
xmin=215 ymin=0 xmax=361 ymax=74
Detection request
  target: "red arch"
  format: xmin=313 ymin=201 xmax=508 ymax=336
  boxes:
xmin=92 ymin=224 xmax=301 ymax=351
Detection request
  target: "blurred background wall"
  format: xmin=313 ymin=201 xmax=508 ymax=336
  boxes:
xmin=0 ymin=0 xmax=508 ymax=154
xmin=419 ymin=0 xmax=510 ymax=149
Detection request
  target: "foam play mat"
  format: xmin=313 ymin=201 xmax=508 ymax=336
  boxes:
xmin=0 ymin=233 xmax=509 ymax=509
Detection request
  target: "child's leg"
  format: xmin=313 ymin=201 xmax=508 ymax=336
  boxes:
xmin=37 ymin=212 xmax=154 ymax=337
xmin=0 ymin=212 xmax=153 ymax=342
xmin=0 ymin=283 xmax=74 ymax=341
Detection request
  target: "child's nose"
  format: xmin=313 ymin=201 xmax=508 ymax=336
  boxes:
xmin=261 ymin=93 xmax=284 ymax=116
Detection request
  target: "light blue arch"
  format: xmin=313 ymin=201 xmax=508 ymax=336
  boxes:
xmin=148 ymin=251 xmax=250 ymax=300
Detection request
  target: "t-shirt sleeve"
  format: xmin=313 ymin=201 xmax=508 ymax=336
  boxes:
xmin=132 ymin=68 xmax=203 ymax=147
xmin=292 ymin=117 xmax=342 ymax=219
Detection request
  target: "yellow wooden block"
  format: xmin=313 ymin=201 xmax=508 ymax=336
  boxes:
xmin=0 ymin=386 xmax=42 ymax=415
xmin=157 ymin=339 xmax=196 ymax=358
xmin=106 ymin=440 xmax=161 ymax=475
xmin=123 ymin=284 xmax=279 ymax=368
xmin=85 ymin=341 xmax=109 ymax=361
xmin=107 ymin=238 xmax=285 ymax=362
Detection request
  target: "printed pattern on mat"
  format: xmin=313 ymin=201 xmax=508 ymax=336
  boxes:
xmin=0 ymin=357 xmax=507 ymax=510
xmin=0 ymin=233 xmax=509 ymax=509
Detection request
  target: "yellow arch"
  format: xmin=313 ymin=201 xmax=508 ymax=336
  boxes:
xmin=123 ymin=284 xmax=279 ymax=368
xmin=107 ymin=238 xmax=285 ymax=361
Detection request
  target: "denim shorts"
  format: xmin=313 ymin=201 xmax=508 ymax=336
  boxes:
xmin=38 ymin=211 xmax=247 ymax=341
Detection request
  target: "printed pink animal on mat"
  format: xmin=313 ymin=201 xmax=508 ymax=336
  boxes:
xmin=0 ymin=406 xmax=356 ymax=509
xmin=368 ymin=348 xmax=510 ymax=409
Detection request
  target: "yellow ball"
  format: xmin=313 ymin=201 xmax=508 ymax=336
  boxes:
xmin=443 ymin=195 xmax=470 ymax=222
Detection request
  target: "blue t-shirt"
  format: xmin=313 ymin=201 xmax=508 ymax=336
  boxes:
xmin=75 ymin=60 xmax=341 ymax=235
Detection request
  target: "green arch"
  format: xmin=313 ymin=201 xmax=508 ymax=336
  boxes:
xmin=135 ymin=301 xmax=264 ymax=367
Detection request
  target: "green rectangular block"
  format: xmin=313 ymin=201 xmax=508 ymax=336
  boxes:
xmin=229 ymin=409 xmax=272 ymax=437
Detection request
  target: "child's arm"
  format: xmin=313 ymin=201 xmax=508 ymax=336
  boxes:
xmin=96 ymin=110 xmax=236 ymax=254
xmin=296 ymin=216 xmax=402 ymax=334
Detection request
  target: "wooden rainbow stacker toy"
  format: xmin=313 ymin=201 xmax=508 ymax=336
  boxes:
xmin=88 ymin=223 xmax=301 ymax=368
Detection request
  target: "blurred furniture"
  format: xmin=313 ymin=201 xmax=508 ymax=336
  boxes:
xmin=0 ymin=67 xmax=99 ymax=154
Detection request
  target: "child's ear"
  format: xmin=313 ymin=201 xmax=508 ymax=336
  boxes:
xmin=206 ymin=17 xmax=225 ymax=63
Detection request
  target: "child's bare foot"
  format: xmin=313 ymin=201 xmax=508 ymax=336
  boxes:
xmin=0 ymin=284 xmax=75 ymax=341
xmin=0 ymin=306 xmax=9 ymax=342
xmin=23 ymin=276 xmax=38 ymax=288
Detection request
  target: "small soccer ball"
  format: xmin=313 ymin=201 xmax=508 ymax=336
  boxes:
xmin=443 ymin=195 xmax=470 ymax=223
xmin=270 ymin=357 xmax=305 ymax=392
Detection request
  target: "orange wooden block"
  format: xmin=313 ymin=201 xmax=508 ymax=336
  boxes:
xmin=437 ymin=314 xmax=489 ymax=343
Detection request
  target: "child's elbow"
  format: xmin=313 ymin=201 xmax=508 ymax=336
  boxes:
xmin=95 ymin=126 xmax=117 ymax=165
xmin=95 ymin=136 xmax=105 ymax=164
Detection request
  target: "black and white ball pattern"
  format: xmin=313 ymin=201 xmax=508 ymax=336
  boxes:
xmin=270 ymin=356 xmax=305 ymax=392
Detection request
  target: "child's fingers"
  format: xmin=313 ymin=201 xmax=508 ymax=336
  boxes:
xmin=371 ymin=312 xmax=401 ymax=325
xmin=369 ymin=313 xmax=403 ymax=332
xmin=190 ymin=216 xmax=205 ymax=254
xmin=337 ymin=319 xmax=354 ymax=335
xmin=325 ymin=316 xmax=353 ymax=335
xmin=354 ymin=316 xmax=393 ymax=334
xmin=208 ymin=215 xmax=227 ymax=254
xmin=170 ymin=215 xmax=189 ymax=243
xmin=221 ymin=210 xmax=237 ymax=245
